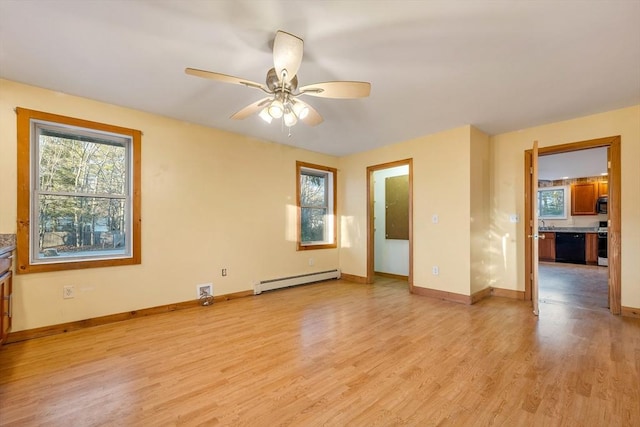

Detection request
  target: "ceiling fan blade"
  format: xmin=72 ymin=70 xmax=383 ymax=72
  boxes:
xmin=230 ymin=97 xmax=272 ymax=120
xmin=273 ymin=30 xmax=303 ymax=84
xmin=299 ymin=81 xmax=371 ymax=99
xmin=295 ymin=99 xmax=323 ymax=127
xmin=185 ymin=68 xmax=266 ymax=91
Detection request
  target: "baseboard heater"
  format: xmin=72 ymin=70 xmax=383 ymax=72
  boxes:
xmin=254 ymin=269 xmax=340 ymax=294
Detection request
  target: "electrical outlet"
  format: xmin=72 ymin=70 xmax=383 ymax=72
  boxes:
xmin=308 ymin=258 xmax=314 ymax=266
xmin=432 ymin=266 xmax=439 ymax=276
xmin=197 ymin=283 xmax=213 ymax=298
xmin=63 ymin=285 xmax=75 ymax=299
xmin=222 ymin=268 xmax=227 ymax=277
xmin=432 ymin=214 xmax=439 ymax=224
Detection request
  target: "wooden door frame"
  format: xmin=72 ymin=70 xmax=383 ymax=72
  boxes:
xmin=524 ymin=136 xmax=621 ymax=314
xmin=366 ymin=159 xmax=413 ymax=289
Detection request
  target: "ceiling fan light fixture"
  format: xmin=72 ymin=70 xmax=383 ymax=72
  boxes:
xmin=283 ymin=107 xmax=298 ymax=127
xmin=291 ymin=100 xmax=309 ymax=120
xmin=258 ymin=107 xmax=273 ymax=123
xmin=268 ymin=99 xmax=284 ymax=118
xmin=186 ymin=30 xmax=370 ymax=129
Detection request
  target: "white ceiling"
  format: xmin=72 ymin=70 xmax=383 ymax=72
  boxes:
xmin=1 ymin=1 xmax=638 ymax=156
xmin=538 ymin=147 xmax=608 ymax=181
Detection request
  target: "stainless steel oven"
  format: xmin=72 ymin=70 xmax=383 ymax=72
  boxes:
xmin=598 ymin=220 xmax=608 ymax=266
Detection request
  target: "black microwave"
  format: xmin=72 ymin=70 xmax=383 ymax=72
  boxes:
xmin=596 ymin=196 xmax=608 ymax=214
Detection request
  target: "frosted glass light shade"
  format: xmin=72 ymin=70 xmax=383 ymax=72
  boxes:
xmin=258 ymin=108 xmax=273 ymax=123
xmin=283 ymin=109 xmax=298 ymax=127
xmin=291 ymin=101 xmax=309 ymax=120
xmin=268 ymin=99 xmax=284 ymax=118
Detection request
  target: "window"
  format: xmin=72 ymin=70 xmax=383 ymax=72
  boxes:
xmin=16 ymin=108 xmax=141 ymax=273
xmin=538 ymin=186 xmax=567 ymax=219
xmin=296 ymin=161 xmax=337 ymax=250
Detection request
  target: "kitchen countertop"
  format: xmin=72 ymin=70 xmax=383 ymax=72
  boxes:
xmin=0 ymin=234 xmax=16 ymax=256
xmin=539 ymin=227 xmax=599 ymax=233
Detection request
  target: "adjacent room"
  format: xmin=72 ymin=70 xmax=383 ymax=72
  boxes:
xmin=537 ymin=148 xmax=610 ymax=311
xmin=1 ymin=1 xmax=639 ymax=425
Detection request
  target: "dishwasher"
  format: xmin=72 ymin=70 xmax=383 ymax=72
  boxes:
xmin=555 ymin=232 xmax=586 ymax=264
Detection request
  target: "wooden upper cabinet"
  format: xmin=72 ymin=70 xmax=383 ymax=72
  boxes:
xmin=571 ymin=182 xmax=598 ymax=215
xmin=598 ymin=181 xmax=608 ymax=197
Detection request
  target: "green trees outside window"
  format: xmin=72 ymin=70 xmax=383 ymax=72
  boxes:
xmin=296 ymin=162 xmax=336 ymax=250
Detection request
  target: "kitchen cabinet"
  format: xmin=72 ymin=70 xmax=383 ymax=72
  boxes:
xmin=538 ymin=232 xmax=556 ymax=261
xmin=598 ymin=181 xmax=608 ymax=197
xmin=571 ymin=182 xmax=597 ymax=215
xmin=586 ymin=233 xmax=598 ymax=265
xmin=0 ymin=252 xmax=12 ymax=345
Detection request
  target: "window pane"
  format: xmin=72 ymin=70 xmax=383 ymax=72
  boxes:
xmin=38 ymin=133 xmax=127 ymax=195
xmin=37 ymin=194 xmax=127 ymax=259
xmin=300 ymin=173 xmax=326 ymax=207
xmin=301 ymin=207 xmax=326 ymax=242
xmin=538 ymin=188 xmax=565 ymax=218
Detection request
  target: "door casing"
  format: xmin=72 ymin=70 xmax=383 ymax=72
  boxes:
xmin=366 ymin=159 xmax=413 ymax=288
xmin=524 ymin=136 xmax=621 ymax=314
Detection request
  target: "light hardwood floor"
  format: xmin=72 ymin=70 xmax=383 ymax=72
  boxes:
xmin=1 ymin=278 xmax=639 ymax=426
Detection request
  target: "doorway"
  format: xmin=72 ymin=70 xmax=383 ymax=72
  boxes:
xmin=525 ymin=136 xmax=621 ymax=314
xmin=537 ymin=147 xmax=609 ymax=311
xmin=366 ymin=159 xmax=413 ymax=289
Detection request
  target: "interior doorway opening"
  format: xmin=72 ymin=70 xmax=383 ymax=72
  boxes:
xmin=525 ymin=136 xmax=621 ymax=315
xmin=536 ymin=147 xmax=609 ymax=311
xmin=366 ymin=159 xmax=413 ymax=289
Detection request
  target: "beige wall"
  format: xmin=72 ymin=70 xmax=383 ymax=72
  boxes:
xmin=470 ymin=127 xmax=491 ymax=294
xmin=1 ymin=78 xmax=638 ymax=332
xmin=339 ymin=126 xmax=484 ymax=296
xmin=0 ymin=79 xmax=339 ymax=331
xmin=490 ymin=105 xmax=640 ymax=308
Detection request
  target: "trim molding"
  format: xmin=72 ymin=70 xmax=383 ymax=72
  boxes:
xmin=374 ymin=271 xmax=409 ymax=281
xmin=340 ymin=273 xmax=368 ymax=284
xmin=6 ymin=289 xmax=254 ymax=344
xmin=412 ymin=286 xmax=472 ymax=305
xmin=366 ymin=159 xmax=414 ymax=286
xmin=471 ymin=287 xmax=492 ymax=304
xmin=412 ymin=285 xmax=526 ymax=305
xmin=621 ymin=306 xmax=640 ymax=319
xmin=490 ymin=287 xmax=526 ymax=300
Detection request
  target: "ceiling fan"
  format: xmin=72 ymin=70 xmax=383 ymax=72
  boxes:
xmin=185 ymin=30 xmax=371 ymax=128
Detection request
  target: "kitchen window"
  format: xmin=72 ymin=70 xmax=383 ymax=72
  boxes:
xmin=538 ymin=186 xmax=567 ymax=219
xmin=16 ymin=108 xmax=141 ymax=273
xmin=296 ymin=161 xmax=337 ymax=250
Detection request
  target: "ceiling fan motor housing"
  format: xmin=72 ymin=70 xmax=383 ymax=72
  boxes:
xmin=266 ymin=67 xmax=297 ymax=93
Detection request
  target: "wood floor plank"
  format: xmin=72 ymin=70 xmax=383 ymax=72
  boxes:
xmin=1 ymin=278 xmax=639 ymax=426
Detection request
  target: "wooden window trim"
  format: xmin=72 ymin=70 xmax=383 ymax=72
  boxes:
xmin=16 ymin=107 xmax=142 ymax=274
xmin=296 ymin=161 xmax=337 ymax=251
